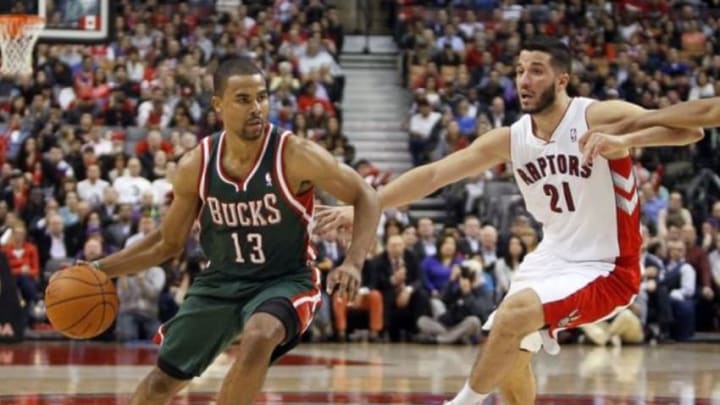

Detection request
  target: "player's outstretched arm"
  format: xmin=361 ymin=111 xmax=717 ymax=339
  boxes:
xmin=286 ymin=136 xmax=380 ymax=302
xmin=622 ymin=97 xmax=720 ymax=132
xmin=95 ymin=148 xmax=201 ymax=278
xmin=315 ymin=127 xmax=510 ymax=232
xmin=379 ymin=127 xmax=509 ymax=208
xmin=580 ymin=100 xmax=704 ymax=165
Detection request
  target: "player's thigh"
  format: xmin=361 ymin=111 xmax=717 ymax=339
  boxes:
xmin=538 ymin=261 xmax=640 ymax=335
xmin=157 ymin=294 xmax=242 ymax=379
xmin=500 ymin=254 xmax=636 ymax=328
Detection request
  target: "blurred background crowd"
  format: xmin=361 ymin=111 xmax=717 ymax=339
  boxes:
xmin=0 ymin=0 xmax=719 ymax=347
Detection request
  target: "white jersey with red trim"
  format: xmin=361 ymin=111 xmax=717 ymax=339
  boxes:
xmin=510 ymin=97 xmax=642 ymax=262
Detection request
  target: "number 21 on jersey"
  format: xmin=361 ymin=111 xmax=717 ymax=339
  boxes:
xmin=231 ymin=232 xmax=266 ymax=264
xmin=544 ymin=181 xmax=576 ymax=213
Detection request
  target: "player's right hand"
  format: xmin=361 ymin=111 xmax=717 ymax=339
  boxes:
xmin=578 ymin=119 xmax=629 ymax=155
xmin=314 ymin=205 xmax=354 ymax=233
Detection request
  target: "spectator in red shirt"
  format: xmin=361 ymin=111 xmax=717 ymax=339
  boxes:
xmin=3 ymin=221 xmax=41 ymax=306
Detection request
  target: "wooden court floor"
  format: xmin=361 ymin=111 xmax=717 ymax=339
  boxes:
xmin=0 ymin=341 xmax=719 ymax=404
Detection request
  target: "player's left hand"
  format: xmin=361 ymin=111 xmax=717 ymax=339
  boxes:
xmin=315 ymin=205 xmax=354 ymax=234
xmin=326 ymin=262 xmax=361 ymax=302
xmin=579 ymin=130 xmax=629 ymax=166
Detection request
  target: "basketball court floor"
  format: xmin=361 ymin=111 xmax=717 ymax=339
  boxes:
xmin=0 ymin=341 xmax=718 ymax=404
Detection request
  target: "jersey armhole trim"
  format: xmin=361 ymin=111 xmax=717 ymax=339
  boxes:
xmin=273 ymin=131 xmax=313 ymax=224
xmin=583 ymin=98 xmax=597 ymax=129
xmin=198 ymin=136 xmax=212 ymax=202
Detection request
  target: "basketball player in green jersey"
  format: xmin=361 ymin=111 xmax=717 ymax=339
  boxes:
xmin=87 ymin=58 xmax=381 ymax=405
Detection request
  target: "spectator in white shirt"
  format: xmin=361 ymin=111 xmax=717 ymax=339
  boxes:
xmin=688 ymin=71 xmax=715 ymax=100
xmin=124 ymin=215 xmax=156 ymax=248
xmin=130 ymin=23 xmax=153 ymax=57
xmin=85 ymin=127 xmax=113 ymax=156
xmin=278 ymin=28 xmax=307 ymax=61
xmin=458 ymin=10 xmax=484 ymax=38
xmin=298 ymin=37 xmax=342 ymax=80
xmin=116 ymin=213 xmax=165 ymax=342
xmin=408 ymin=98 xmax=441 ymax=166
xmin=479 ymin=225 xmax=498 ymax=266
xmin=113 ymin=157 xmax=153 ymax=205
xmin=152 ymin=161 xmax=175 ymax=205
xmin=663 ymin=239 xmax=697 ymax=341
xmin=137 ymin=87 xmax=173 ymax=129
xmin=77 ymin=164 xmax=109 ymax=207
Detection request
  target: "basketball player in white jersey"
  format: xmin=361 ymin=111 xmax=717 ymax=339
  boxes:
xmin=580 ymin=96 xmax=720 ymax=164
xmin=316 ymin=36 xmax=703 ymax=405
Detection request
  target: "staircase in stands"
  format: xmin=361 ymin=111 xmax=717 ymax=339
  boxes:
xmin=340 ymin=35 xmax=446 ymax=224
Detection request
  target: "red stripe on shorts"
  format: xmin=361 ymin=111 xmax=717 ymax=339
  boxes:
xmin=543 ymin=259 xmax=640 ymax=336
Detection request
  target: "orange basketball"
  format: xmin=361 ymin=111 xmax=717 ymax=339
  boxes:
xmin=45 ymin=265 xmax=119 ymax=339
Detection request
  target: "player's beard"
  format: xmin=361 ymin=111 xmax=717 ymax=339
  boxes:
xmin=521 ymin=83 xmax=556 ymax=114
xmin=240 ymin=120 xmax=265 ymax=140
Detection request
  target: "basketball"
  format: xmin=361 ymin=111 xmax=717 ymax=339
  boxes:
xmin=45 ymin=265 xmax=119 ymax=339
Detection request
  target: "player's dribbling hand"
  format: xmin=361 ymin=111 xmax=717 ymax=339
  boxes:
xmin=578 ymin=129 xmax=629 ymax=166
xmin=314 ymin=205 xmax=354 ymax=234
xmin=326 ymin=262 xmax=361 ymax=302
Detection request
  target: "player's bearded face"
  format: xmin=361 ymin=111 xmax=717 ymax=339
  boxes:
xmin=520 ymin=82 xmax=556 ymax=114
xmin=238 ymin=97 xmax=269 ymax=141
xmin=216 ymin=74 xmax=269 ymax=141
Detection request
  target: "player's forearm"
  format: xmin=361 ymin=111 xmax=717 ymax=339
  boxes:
xmin=96 ymin=229 xmax=179 ymax=278
xmin=379 ymin=165 xmax=437 ymax=209
xmin=630 ymin=98 xmax=720 ymax=130
xmin=345 ymin=185 xmax=381 ymax=268
xmin=620 ymin=125 xmax=704 ymax=148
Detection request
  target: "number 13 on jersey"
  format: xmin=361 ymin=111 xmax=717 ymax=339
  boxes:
xmin=231 ymin=232 xmax=266 ymax=264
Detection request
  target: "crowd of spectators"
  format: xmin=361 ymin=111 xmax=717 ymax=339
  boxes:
xmin=364 ymin=0 xmax=720 ymax=345
xmin=2 ymin=0 xmax=720 ymax=347
xmin=0 ymin=0 xmax=356 ymax=341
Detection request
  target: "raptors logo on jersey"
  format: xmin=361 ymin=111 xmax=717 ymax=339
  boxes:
xmin=510 ymin=97 xmax=642 ymax=262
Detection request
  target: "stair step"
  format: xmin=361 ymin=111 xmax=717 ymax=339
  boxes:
xmin=407 ymin=209 xmax=447 ymax=221
xmin=342 ymin=59 xmax=396 ymax=66
xmin=345 ymin=68 xmax=397 ymax=74
xmin=411 ymin=197 xmax=446 ymax=207
xmin=351 ymin=139 xmax=407 ymax=151
xmin=343 ymin=84 xmax=407 ymax=92
xmin=343 ymin=94 xmax=406 ymax=101
xmin=344 ymin=82 xmax=404 ymax=88
xmin=347 ymin=129 xmax=407 ymax=138
xmin=342 ymin=35 xmax=399 ymax=54
xmin=341 ymin=53 xmax=399 ymax=62
xmin=347 ymin=133 xmax=404 ymax=142
xmin=343 ymin=113 xmax=406 ymax=123
xmin=343 ymin=108 xmax=408 ymax=116
xmin=354 ymin=150 xmax=413 ymax=161
xmin=344 ymin=74 xmax=399 ymax=82
xmin=372 ymin=161 xmax=413 ymax=173
xmin=343 ymin=120 xmax=402 ymax=133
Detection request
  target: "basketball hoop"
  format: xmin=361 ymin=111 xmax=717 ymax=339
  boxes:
xmin=0 ymin=15 xmax=45 ymax=77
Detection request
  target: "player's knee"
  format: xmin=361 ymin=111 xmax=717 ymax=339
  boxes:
xmin=494 ymin=291 xmax=544 ymax=335
xmin=242 ymin=314 xmax=286 ymax=349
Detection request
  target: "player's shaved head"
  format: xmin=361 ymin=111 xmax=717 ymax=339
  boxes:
xmin=213 ymin=57 xmax=266 ymax=96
